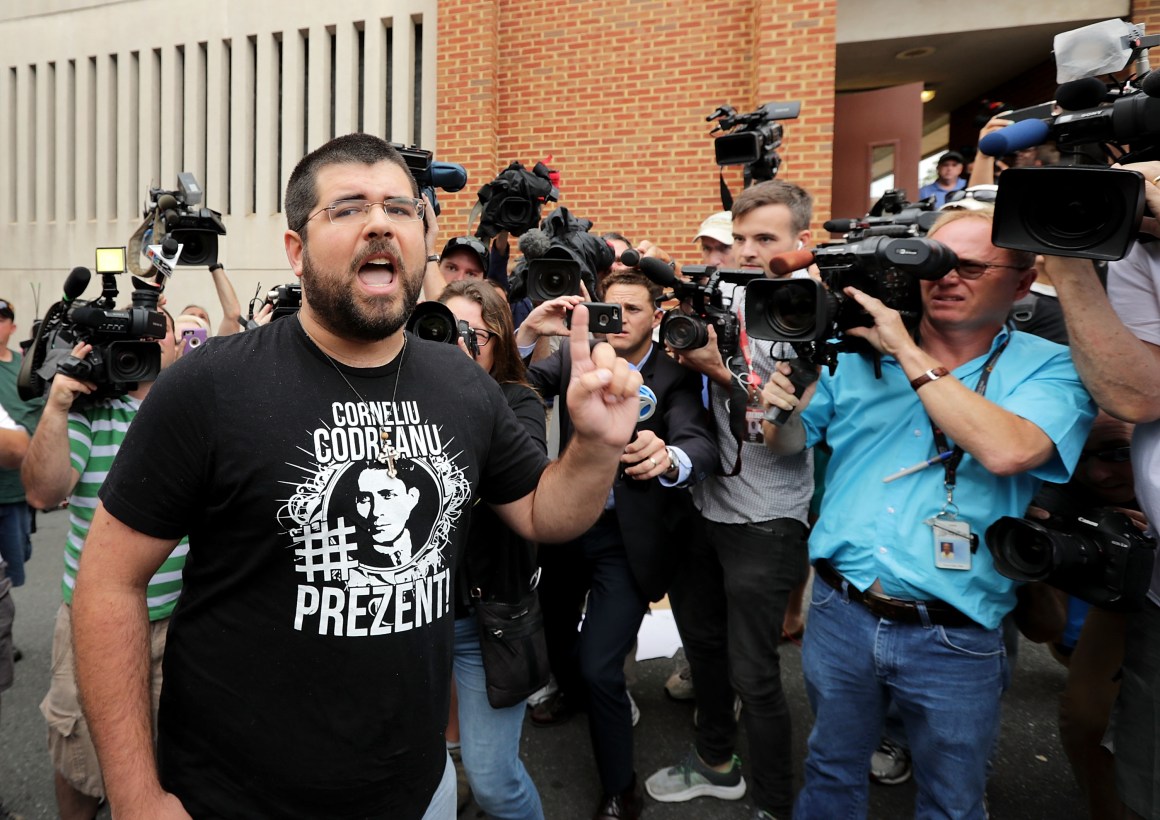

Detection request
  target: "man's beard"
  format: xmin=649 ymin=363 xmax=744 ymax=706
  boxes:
xmin=300 ymin=240 xmax=424 ymax=342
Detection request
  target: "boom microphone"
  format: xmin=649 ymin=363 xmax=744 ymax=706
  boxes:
xmin=767 ymin=249 xmax=815 ymax=277
xmin=517 ymin=228 xmax=551 ymax=260
xmin=636 ymin=256 xmax=681 ymax=288
xmin=1056 ymin=77 xmax=1109 ymax=111
xmin=978 ymin=118 xmax=1052 ymax=157
xmin=62 ymin=266 xmax=92 ymax=302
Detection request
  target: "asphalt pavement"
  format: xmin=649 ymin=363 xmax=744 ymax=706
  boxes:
xmin=2 ymin=507 xmax=1086 ymax=819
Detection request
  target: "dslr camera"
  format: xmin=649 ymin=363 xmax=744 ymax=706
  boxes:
xmin=985 ymin=484 xmax=1156 ymax=612
xmin=406 ymin=301 xmax=481 ymax=358
xmin=19 ymin=247 xmax=169 ymax=402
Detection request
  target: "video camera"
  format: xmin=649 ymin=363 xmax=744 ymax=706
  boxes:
xmin=392 ymin=143 xmax=467 ymax=217
xmin=516 ymin=207 xmax=613 ymax=303
xmin=131 ymin=172 xmax=227 ymax=271
xmin=985 ymin=484 xmax=1156 ymax=612
xmin=18 ymin=246 xmax=169 ymax=402
xmin=743 ymin=192 xmax=957 ymax=376
xmin=632 ymin=256 xmax=759 ymax=359
xmin=473 ymin=160 xmax=560 ymax=241
xmin=987 ymin=18 xmax=1160 ymax=260
xmin=708 ymin=102 xmax=800 ymax=188
xmin=405 ymin=301 xmax=480 ymax=358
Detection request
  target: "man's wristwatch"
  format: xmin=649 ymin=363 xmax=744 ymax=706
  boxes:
xmin=663 ymin=446 xmax=679 ymax=477
xmin=426 ymin=254 xmax=440 ymax=264
xmin=910 ymin=366 xmax=950 ymax=391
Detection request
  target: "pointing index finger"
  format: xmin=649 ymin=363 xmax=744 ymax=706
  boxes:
xmin=569 ymin=303 xmax=592 ymax=371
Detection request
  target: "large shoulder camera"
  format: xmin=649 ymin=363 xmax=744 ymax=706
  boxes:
xmin=743 ymin=192 xmax=956 ymax=375
xmin=516 ymin=206 xmax=613 ymax=303
xmin=708 ymin=102 xmax=800 ymax=187
xmin=987 ymin=19 xmax=1160 ymax=260
xmin=985 ymin=484 xmax=1156 ymax=612
xmin=392 ymin=143 xmax=467 ymax=217
xmin=131 ymin=172 xmax=227 ymax=270
xmin=19 ymin=252 xmax=168 ymax=402
xmin=474 ymin=160 xmax=560 ymax=241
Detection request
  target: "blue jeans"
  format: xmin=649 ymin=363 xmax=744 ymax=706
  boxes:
xmin=453 ymin=615 xmax=544 ymax=820
xmin=794 ymin=575 xmax=1007 ymax=820
xmin=0 ymin=502 xmax=32 ymax=587
xmin=421 ymin=752 xmax=456 ymax=820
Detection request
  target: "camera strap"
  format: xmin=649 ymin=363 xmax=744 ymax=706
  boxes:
xmin=718 ymin=309 xmax=766 ymax=478
xmin=927 ymin=337 xmax=1009 ymax=532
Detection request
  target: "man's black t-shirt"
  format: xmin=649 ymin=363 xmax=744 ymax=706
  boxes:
xmin=99 ymin=317 xmax=548 ymax=819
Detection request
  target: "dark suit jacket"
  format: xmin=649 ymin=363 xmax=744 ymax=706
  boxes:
xmin=527 ymin=341 xmax=717 ymax=601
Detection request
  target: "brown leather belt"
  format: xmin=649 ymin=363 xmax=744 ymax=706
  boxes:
xmin=814 ymin=559 xmax=981 ymax=629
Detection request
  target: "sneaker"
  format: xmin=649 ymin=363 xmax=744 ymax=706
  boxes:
xmin=628 ymin=691 xmax=640 ymax=727
xmin=529 ymin=691 xmax=576 ymax=728
xmin=664 ymin=661 xmax=695 ymax=701
xmin=645 ymin=748 xmax=746 ymax=802
xmin=869 ymin=737 xmax=912 ymax=785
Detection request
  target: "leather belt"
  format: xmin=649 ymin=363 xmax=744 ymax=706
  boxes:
xmin=814 ymin=559 xmax=980 ymax=629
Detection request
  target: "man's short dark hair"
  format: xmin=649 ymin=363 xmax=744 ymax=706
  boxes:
xmin=284 ymin=133 xmax=419 ymax=237
xmin=731 ymin=180 xmax=813 ymax=234
xmin=600 ymin=270 xmax=663 ymax=305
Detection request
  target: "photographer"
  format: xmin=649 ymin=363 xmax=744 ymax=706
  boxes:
xmin=761 ymin=206 xmax=1095 ymax=819
xmin=182 ymin=261 xmax=245 ymax=336
xmin=21 ymin=318 xmax=186 ymax=820
xmin=521 ymin=270 xmax=716 ymax=820
xmin=645 ymin=180 xmax=815 ymax=820
xmin=1043 ymin=160 xmax=1160 ymax=820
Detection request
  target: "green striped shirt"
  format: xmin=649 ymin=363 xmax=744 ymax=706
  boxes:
xmin=63 ymin=396 xmax=186 ymax=621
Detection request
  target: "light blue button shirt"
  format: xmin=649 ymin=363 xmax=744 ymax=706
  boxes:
xmin=800 ymin=327 xmax=1096 ymax=629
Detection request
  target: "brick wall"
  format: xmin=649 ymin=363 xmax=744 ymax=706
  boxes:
xmin=437 ymin=0 xmax=838 ymax=265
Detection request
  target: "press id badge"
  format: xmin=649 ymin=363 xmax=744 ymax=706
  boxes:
xmin=926 ymin=515 xmax=973 ymax=571
xmin=744 ymin=402 xmax=766 ymax=443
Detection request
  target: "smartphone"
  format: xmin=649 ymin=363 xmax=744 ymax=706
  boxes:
xmin=181 ymin=328 xmax=208 ymax=355
xmin=564 ymin=302 xmax=623 ymax=335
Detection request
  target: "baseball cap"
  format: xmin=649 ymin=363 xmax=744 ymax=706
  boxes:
xmin=938 ymin=150 xmax=966 ymax=166
xmin=0 ymin=300 xmax=13 ymax=321
xmin=693 ymin=211 xmax=733 ymax=246
xmin=440 ymin=236 xmax=489 ymax=274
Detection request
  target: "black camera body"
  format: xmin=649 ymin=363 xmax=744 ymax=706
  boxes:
xmin=526 ymin=247 xmax=584 ymax=302
xmin=746 ymin=236 xmax=957 ymax=348
xmin=519 ymin=207 xmax=613 ymax=303
xmin=405 ymin=301 xmax=480 ymax=357
xmin=392 ymin=144 xmax=468 ymax=217
xmin=474 ymin=161 xmax=559 ymax=240
xmin=651 ymin=265 xmax=762 ymax=359
xmin=708 ymin=102 xmax=800 ymax=185
xmin=985 ymin=485 xmax=1156 ymax=612
xmin=266 ymin=283 xmax=303 ymax=322
xmin=145 ymin=172 xmax=227 ymax=268
xmin=18 ymin=267 xmax=166 ymax=402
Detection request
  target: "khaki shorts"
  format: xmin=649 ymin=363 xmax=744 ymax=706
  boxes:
xmin=39 ymin=602 xmax=169 ymax=798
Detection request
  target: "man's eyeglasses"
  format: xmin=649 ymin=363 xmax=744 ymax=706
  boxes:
xmin=952 ymin=259 xmax=1027 ymax=280
xmin=1078 ymin=445 xmax=1132 ymax=464
xmin=470 ymin=327 xmax=496 ymax=347
xmin=308 ymin=197 xmax=426 ymax=226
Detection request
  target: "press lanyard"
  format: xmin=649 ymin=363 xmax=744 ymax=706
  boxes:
xmin=928 ymin=337 xmax=1009 ymax=513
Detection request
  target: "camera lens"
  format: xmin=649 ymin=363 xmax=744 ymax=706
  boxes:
xmin=662 ymin=314 xmax=709 ymax=350
xmin=1023 ymin=172 xmax=1131 ymax=253
xmin=106 ymin=341 xmax=161 ymax=382
xmin=767 ymin=283 xmax=817 ymax=336
xmin=539 ymin=268 xmax=572 ymax=299
xmin=414 ymin=313 xmax=456 ymax=344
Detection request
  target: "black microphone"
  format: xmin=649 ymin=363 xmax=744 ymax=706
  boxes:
xmin=637 ymin=256 xmax=681 ymax=288
xmin=618 ymin=248 xmax=641 ymax=267
xmin=62 ymin=267 xmax=91 ymax=302
xmin=1056 ymin=77 xmax=1109 ymax=111
xmin=978 ymin=119 xmax=1051 ymax=157
xmin=1141 ymin=70 xmax=1160 ymax=99
xmin=823 ymin=219 xmax=862 ymax=234
xmin=517 ymin=228 xmax=551 ymax=260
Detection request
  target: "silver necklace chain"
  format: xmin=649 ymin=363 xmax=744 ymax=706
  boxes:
xmin=298 ymin=315 xmax=406 ymax=477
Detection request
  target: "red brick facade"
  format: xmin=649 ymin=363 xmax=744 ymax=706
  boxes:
xmin=436 ymin=0 xmax=837 ymax=262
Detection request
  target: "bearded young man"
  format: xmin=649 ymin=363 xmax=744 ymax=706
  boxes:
xmin=68 ymin=133 xmax=643 ymax=820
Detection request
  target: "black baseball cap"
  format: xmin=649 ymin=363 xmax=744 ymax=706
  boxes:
xmin=0 ymin=300 xmax=13 ymax=321
xmin=440 ymin=236 xmax=489 ymax=274
xmin=938 ymin=150 xmax=966 ymax=165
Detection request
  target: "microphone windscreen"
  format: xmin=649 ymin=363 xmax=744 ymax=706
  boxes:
xmin=517 ymin=228 xmax=551 ymax=260
xmin=1056 ymin=77 xmax=1107 ymax=111
xmin=638 ymin=256 xmax=680 ymax=288
xmin=618 ymin=248 xmax=641 ymax=267
xmin=978 ymin=118 xmax=1051 ymax=157
xmin=768 ymin=250 xmax=816 ymax=277
xmin=1141 ymin=70 xmax=1160 ymax=99
xmin=823 ymin=219 xmax=860 ymax=234
xmin=62 ymin=267 xmax=92 ymax=302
